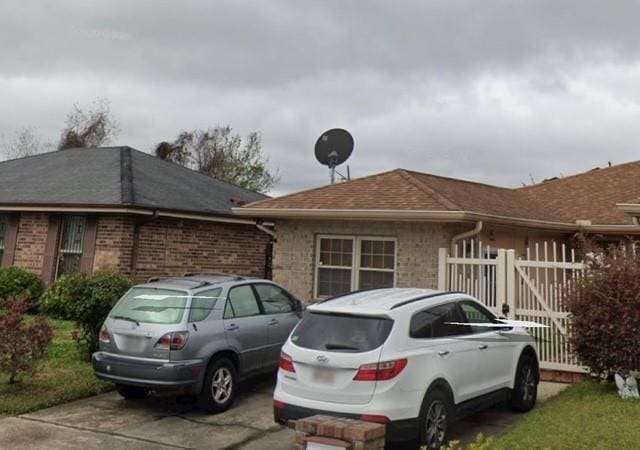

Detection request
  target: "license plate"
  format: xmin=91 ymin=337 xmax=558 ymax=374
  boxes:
xmin=312 ymin=368 xmax=335 ymax=384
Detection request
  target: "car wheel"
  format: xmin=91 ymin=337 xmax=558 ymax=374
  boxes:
xmin=511 ymin=354 xmax=538 ymax=412
xmin=115 ymin=384 xmax=149 ymax=400
xmin=199 ymin=357 xmax=238 ymax=413
xmin=419 ymin=388 xmax=452 ymax=450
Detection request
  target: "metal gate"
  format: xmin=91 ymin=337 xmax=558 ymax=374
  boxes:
xmin=438 ymin=240 xmax=585 ymax=372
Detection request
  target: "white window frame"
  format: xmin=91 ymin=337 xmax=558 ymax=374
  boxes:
xmin=314 ymin=234 xmax=397 ymax=298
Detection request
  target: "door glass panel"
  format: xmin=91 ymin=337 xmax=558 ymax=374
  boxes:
xmin=254 ymin=284 xmax=294 ymax=314
xmin=189 ymin=288 xmax=222 ymax=322
xmin=410 ymin=303 xmax=470 ymax=338
xmin=56 ymin=216 xmax=86 ymax=278
xmin=226 ymin=285 xmax=261 ymax=318
xmin=459 ymin=301 xmax=500 ymax=333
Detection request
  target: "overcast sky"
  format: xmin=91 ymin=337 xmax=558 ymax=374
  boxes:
xmin=2 ymin=1 xmax=640 ymax=195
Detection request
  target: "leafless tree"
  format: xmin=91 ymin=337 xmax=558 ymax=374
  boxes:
xmin=0 ymin=127 xmax=51 ymax=160
xmin=155 ymin=126 xmax=279 ymax=193
xmin=58 ymin=99 xmax=118 ymax=150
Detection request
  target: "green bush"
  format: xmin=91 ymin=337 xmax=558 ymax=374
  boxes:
xmin=38 ymin=273 xmax=89 ymax=320
xmin=39 ymin=271 xmax=133 ymax=357
xmin=0 ymin=267 xmax=43 ymax=306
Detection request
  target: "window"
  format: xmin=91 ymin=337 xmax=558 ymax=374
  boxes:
xmin=56 ymin=216 xmax=86 ymax=278
xmin=458 ymin=301 xmax=508 ymax=333
xmin=254 ymin=284 xmax=295 ymax=314
xmin=291 ymin=312 xmax=394 ymax=353
xmin=189 ymin=288 xmax=222 ymax=322
xmin=410 ymin=303 xmax=469 ymax=338
xmin=110 ymin=288 xmax=188 ymax=324
xmin=0 ymin=214 xmax=7 ymax=263
xmin=315 ymin=236 xmax=396 ymax=297
xmin=225 ymin=285 xmax=261 ymax=318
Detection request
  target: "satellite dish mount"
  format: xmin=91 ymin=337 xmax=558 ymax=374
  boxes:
xmin=314 ymin=128 xmax=354 ymax=184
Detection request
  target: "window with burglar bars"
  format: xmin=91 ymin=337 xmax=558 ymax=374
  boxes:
xmin=315 ymin=235 xmax=396 ymax=298
xmin=0 ymin=214 xmax=7 ymax=263
xmin=56 ymin=216 xmax=87 ymax=278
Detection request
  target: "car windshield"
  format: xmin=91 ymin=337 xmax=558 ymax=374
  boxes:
xmin=291 ymin=312 xmax=393 ymax=353
xmin=110 ymin=287 xmax=188 ymax=324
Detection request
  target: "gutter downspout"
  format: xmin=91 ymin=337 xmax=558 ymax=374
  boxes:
xmin=255 ymin=219 xmax=276 ymax=238
xmin=450 ymin=221 xmax=483 ymax=252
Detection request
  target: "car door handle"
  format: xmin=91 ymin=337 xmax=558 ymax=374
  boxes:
xmin=226 ymin=324 xmax=239 ymax=331
xmin=438 ymin=351 xmax=450 ymax=357
xmin=478 ymin=344 xmax=488 ymax=350
xmin=268 ymin=318 xmax=279 ymax=326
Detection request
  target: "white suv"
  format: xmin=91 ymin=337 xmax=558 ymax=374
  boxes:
xmin=273 ymin=288 xmax=539 ymax=449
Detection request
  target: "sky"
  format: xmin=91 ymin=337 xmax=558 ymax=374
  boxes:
xmin=2 ymin=1 xmax=640 ymax=196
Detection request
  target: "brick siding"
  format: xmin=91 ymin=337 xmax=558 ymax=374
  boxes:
xmin=272 ymin=219 xmax=466 ymax=302
xmin=12 ymin=213 xmax=49 ymax=275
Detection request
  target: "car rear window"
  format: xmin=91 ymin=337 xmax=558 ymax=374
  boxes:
xmin=291 ymin=312 xmax=393 ymax=353
xmin=110 ymin=287 xmax=188 ymax=324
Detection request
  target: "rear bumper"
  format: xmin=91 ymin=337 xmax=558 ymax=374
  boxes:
xmin=92 ymin=351 xmax=205 ymax=391
xmin=274 ymin=402 xmax=419 ymax=443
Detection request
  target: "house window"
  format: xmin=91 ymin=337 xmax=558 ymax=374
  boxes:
xmin=56 ymin=216 xmax=87 ymax=278
xmin=0 ymin=214 xmax=7 ymax=263
xmin=315 ymin=236 xmax=396 ymax=298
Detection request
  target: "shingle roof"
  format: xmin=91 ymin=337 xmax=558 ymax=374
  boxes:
xmin=243 ymin=162 xmax=640 ymax=226
xmin=0 ymin=146 xmax=267 ymax=216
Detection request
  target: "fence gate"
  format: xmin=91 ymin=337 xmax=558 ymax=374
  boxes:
xmin=438 ymin=240 xmax=585 ymax=373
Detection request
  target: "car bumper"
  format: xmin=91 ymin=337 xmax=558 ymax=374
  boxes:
xmin=274 ymin=401 xmax=419 ymax=443
xmin=92 ymin=351 xmax=205 ymax=391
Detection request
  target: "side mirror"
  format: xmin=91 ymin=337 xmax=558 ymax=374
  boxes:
xmin=501 ymin=303 xmax=510 ymax=317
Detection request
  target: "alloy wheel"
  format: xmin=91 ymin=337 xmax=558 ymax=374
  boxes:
xmin=425 ymin=399 xmax=447 ymax=448
xmin=521 ymin=366 xmax=535 ymax=404
xmin=211 ymin=367 xmax=233 ymax=404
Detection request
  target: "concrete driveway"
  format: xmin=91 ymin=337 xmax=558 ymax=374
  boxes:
xmin=0 ymin=376 xmax=567 ymax=450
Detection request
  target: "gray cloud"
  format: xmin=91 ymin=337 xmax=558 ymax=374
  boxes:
xmin=2 ymin=1 xmax=640 ymax=195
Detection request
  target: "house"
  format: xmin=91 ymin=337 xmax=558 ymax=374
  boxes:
xmin=235 ymin=163 xmax=640 ymax=301
xmin=0 ymin=146 xmax=271 ymax=285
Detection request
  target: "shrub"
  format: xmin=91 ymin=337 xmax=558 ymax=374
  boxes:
xmin=72 ymin=272 xmax=133 ymax=355
xmin=0 ymin=296 xmax=54 ymax=384
xmin=564 ymin=242 xmax=640 ymax=377
xmin=0 ymin=267 xmax=43 ymax=305
xmin=38 ymin=272 xmax=89 ymax=320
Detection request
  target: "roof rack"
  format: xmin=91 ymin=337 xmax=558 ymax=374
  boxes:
xmin=389 ymin=291 xmax=462 ymax=309
xmin=146 ymin=276 xmax=211 ymax=289
xmin=183 ymin=272 xmax=245 ymax=281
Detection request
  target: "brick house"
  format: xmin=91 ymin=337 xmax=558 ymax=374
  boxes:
xmin=0 ymin=146 xmax=271 ymax=285
xmin=235 ymin=163 xmax=640 ymax=301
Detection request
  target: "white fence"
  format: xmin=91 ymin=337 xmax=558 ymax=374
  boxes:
xmin=438 ymin=240 xmax=586 ymax=373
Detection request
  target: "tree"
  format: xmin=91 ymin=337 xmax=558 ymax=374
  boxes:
xmin=0 ymin=127 xmax=50 ymax=160
xmin=155 ymin=126 xmax=278 ymax=193
xmin=58 ymin=99 xmax=118 ymax=150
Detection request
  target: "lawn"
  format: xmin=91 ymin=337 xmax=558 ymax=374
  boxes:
xmin=494 ymin=380 xmax=640 ymax=449
xmin=0 ymin=317 xmax=112 ymax=415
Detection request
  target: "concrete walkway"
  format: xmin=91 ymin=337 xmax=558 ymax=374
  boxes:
xmin=0 ymin=378 xmax=568 ymax=449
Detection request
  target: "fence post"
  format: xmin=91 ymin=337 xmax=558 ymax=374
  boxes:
xmin=505 ymin=249 xmax=516 ymax=318
xmin=437 ymin=247 xmax=448 ymax=291
xmin=496 ymin=249 xmax=506 ymax=309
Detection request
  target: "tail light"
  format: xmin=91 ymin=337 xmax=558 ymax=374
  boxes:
xmin=354 ymin=358 xmax=408 ymax=381
xmin=99 ymin=325 xmax=111 ymax=344
xmin=279 ymin=352 xmax=296 ymax=373
xmin=274 ymin=400 xmax=286 ymax=409
xmin=155 ymin=331 xmax=189 ymax=351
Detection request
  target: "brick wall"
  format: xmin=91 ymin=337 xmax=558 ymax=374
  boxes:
xmin=12 ymin=212 xmax=49 ymax=275
xmin=93 ymin=215 xmax=135 ymax=273
xmin=272 ymin=219 xmax=466 ymax=302
xmin=93 ymin=214 xmax=271 ymax=281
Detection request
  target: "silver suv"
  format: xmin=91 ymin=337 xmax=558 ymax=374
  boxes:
xmin=92 ymin=273 xmax=303 ymax=412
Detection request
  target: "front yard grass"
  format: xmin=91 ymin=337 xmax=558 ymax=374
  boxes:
xmin=494 ymin=380 xmax=640 ymax=449
xmin=0 ymin=317 xmax=112 ymax=415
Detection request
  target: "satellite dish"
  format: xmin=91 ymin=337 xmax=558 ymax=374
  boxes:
xmin=314 ymin=128 xmax=354 ymax=184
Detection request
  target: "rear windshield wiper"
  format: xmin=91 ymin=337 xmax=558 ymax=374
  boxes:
xmin=325 ymin=342 xmax=360 ymax=351
xmin=111 ymin=315 xmax=140 ymax=326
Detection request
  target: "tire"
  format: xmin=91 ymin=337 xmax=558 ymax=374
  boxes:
xmin=511 ymin=354 xmax=538 ymax=412
xmin=199 ymin=357 xmax=238 ymax=413
xmin=419 ymin=388 xmax=453 ymax=450
xmin=115 ymin=384 xmax=149 ymax=400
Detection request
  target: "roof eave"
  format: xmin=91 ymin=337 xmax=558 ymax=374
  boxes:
xmin=233 ymin=207 xmax=640 ymax=233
